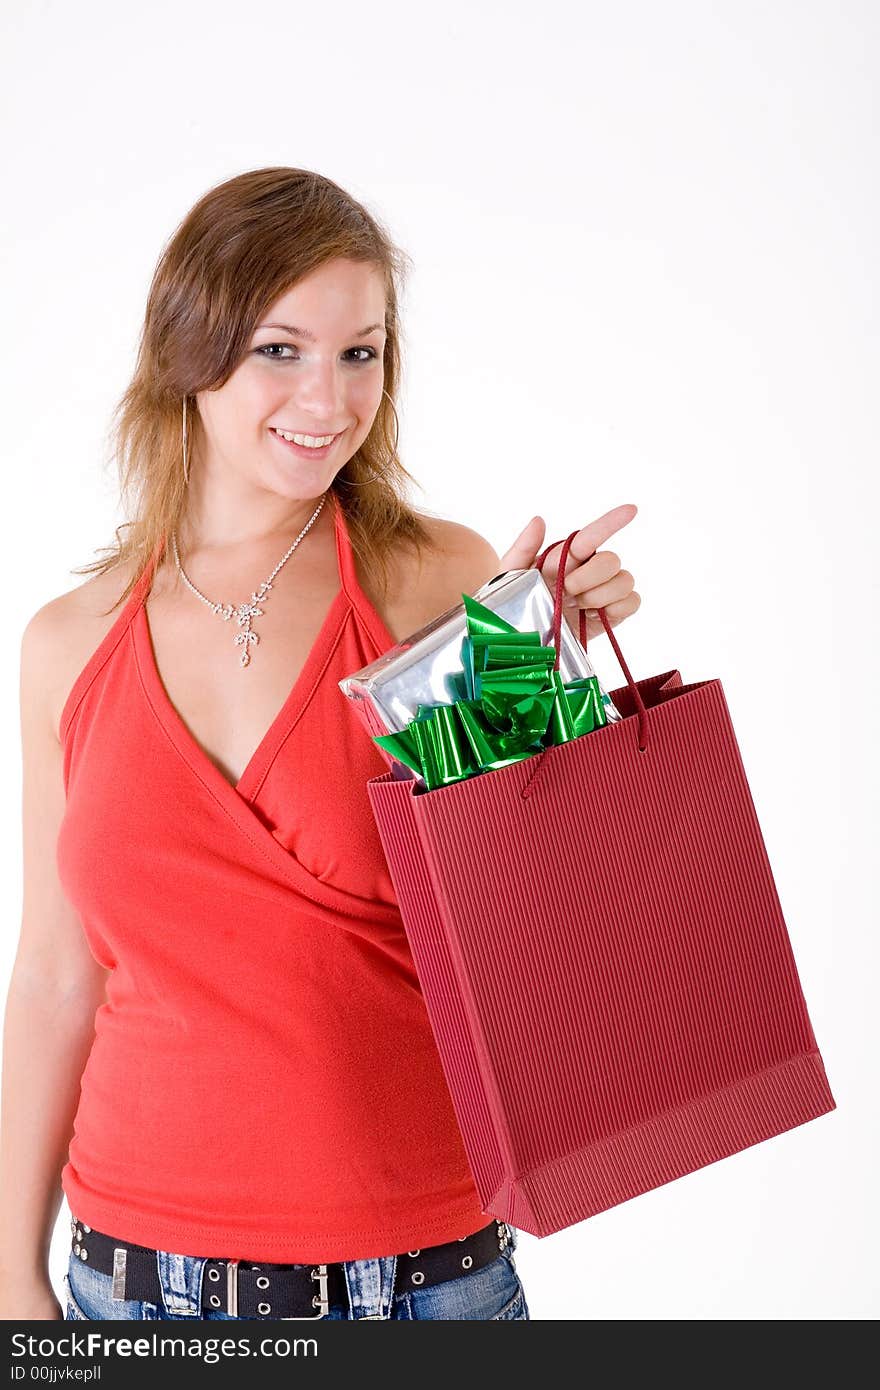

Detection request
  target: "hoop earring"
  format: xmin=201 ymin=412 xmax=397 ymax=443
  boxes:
xmin=338 ymin=388 xmax=399 ymax=486
xmin=181 ymin=395 xmax=190 ymax=486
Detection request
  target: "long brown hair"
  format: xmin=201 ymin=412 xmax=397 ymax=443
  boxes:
xmin=74 ymin=167 xmax=442 ymax=610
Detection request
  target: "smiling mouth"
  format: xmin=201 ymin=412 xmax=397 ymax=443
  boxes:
xmin=270 ymin=427 xmax=342 ymax=442
xmin=269 ymin=428 xmax=344 ymax=456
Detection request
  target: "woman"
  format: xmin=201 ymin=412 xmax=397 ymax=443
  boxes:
xmin=0 ymin=168 xmax=639 ymax=1322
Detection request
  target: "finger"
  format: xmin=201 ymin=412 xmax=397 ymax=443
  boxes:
xmin=583 ymin=591 xmax=642 ymax=628
xmin=544 ymin=503 xmax=638 ymax=572
xmin=596 ymin=591 xmax=642 ymax=626
xmin=563 ymin=552 xmax=623 ymax=598
xmin=565 ymin=568 xmax=634 ymax=607
xmin=498 ymin=515 xmax=546 ymax=572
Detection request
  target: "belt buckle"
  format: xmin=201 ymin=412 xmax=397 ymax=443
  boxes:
xmin=227 ymin=1259 xmax=240 ymax=1317
xmin=280 ymin=1264 xmax=330 ymax=1319
xmin=112 ymin=1248 xmax=128 ymax=1301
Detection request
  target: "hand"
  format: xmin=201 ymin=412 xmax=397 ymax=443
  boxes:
xmin=498 ymin=503 xmax=641 ymax=642
xmin=0 ymin=1276 xmax=64 ymax=1320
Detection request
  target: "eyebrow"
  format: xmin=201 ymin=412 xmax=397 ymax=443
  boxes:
xmin=256 ymin=322 xmax=386 ymax=341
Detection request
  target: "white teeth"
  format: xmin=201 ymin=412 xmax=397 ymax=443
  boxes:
xmin=272 ymin=428 xmax=336 ymax=447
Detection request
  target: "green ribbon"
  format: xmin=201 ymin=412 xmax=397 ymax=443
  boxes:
xmin=373 ymin=592 xmax=608 ymax=791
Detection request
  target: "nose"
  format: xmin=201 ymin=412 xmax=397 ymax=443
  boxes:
xmin=288 ymin=359 xmax=349 ymax=424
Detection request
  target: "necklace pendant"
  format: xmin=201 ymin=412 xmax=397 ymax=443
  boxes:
xmin=231 ymin=598 xmax=263 ymax=667
xmin=236 ymin=601 xmax=264 ymax=625
xmin=170 ymin=490 xmax=327 ymax=674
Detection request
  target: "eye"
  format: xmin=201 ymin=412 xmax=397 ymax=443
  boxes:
xmin=255 ymin=344 xmax=379 ymax=364
xmin=256 ymin=344 xmax=295 ymax=360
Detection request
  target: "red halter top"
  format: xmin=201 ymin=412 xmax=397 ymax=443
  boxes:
xmin=56 ymin=491 xmax=488 ymax=1262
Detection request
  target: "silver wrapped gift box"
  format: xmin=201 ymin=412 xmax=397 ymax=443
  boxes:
xmin=338 ymin=566 xmax=621 ymax=776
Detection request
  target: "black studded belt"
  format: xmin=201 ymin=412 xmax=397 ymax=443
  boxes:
xmin=69 ymin=1215 xmax=513 ymax=1319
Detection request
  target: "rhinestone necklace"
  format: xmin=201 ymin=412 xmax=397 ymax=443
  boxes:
xmin=170 ymin=493 xmax=328 ymax=668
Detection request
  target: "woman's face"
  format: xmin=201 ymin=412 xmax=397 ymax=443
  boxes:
xmin=193 ymin=257 xmax=387 ymax=500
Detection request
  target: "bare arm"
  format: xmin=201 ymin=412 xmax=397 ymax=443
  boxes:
xmin=0 ymin=602 xmax=110 ymax=1316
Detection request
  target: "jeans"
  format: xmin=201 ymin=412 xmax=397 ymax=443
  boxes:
xmin=63 ymin=1223 xmax=529 ymax=1321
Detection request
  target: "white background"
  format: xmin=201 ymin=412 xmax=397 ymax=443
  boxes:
xmin=1 ymin=0 xmax=876 ymax=1320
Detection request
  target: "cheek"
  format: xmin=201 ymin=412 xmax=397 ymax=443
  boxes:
xmin=348 ymin=369 xmax=381 ymax=396
xmin=345 ymin=373 xmax=383 ymax=425
xmin=246 ymin=373 xmax=292 ymax=419
xmin=223 ymin=362 xmax=293 ymax=424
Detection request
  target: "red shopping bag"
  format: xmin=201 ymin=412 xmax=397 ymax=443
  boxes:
xmin=366 ymin=530 xmax=836 ymax=1238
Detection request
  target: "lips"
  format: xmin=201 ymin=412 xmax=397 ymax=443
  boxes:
xmin=269 ymin=428 xmax=342 ymax=460
xmin=271 ymin=427 xmax=340 ymax=442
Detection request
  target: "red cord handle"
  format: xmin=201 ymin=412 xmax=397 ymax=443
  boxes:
xmin=533 ymin=530 xmax=649 ymax=753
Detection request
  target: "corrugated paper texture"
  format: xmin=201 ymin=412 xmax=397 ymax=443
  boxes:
xmin=367 ymin=669 xmax=836 ymax=1237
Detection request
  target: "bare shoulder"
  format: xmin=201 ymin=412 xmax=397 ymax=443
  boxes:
xmin=423 ymin=515 xmax=502 ymax=575
xmin=21 ymin=559 xmax=140 ymax=744
xmin=377 ymin=513 xmax=504 ymax=643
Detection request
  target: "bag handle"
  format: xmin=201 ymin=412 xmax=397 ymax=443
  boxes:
xmin=533 ymin=530 xmax=649 ymax=753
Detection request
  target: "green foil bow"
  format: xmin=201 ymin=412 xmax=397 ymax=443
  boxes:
xmin=373 ymin=593 xmax=607 ymax=791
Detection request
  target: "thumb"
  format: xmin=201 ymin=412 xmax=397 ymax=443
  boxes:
xmin=498 ymin=516 xmax=546 ymax=573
